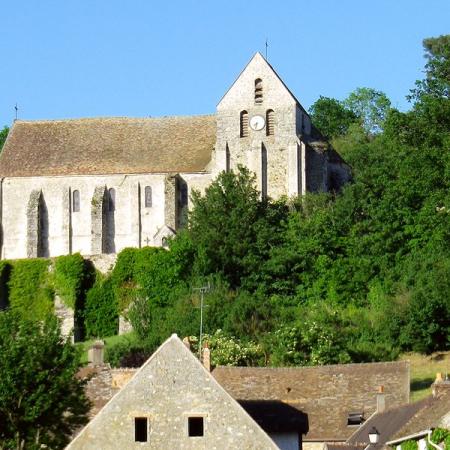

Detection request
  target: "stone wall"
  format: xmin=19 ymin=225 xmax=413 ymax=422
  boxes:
xmin=1 ymin=172 xmax=212 ymax=259
xmin=216 ymin=52 xmax=303 ymax=199
xmin=68 ymin=335 xmax=278 ymax=450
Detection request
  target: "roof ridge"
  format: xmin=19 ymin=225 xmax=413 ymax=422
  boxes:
xmin=13 ymin=113 xmax=216 ymax=124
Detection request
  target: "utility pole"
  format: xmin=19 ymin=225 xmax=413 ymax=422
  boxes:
xmin=193 ymin=282 xmax=210 ymax=359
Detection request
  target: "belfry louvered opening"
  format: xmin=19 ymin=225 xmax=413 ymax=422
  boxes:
xmin=240 ymin=110 xmax=249 ymax=137
xmin=255 ymin=78 xmax=263 ymax=104
xmin=266 ymin=109 xmax=274 ymax=136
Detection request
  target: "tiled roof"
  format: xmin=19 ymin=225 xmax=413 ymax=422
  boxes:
xmin=0 ymin=115 xmax=216 ymax=177
xmin=347 ymin=400 xmax=429 ymax=450
xmin=212 ymin=361 xmax=410 ymax=441
xmin=391 ymin=389 xmax=450 ymax=441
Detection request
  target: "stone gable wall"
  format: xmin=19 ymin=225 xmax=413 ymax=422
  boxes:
xmin=68 ymin=336 xmax=278 ymax=450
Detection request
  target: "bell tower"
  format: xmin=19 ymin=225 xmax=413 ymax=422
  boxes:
xmin=214 ymin=52 xmax=313 ymax=199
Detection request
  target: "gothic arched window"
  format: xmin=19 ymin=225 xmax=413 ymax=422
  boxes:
xmin=240 ymin=110 xmax=249 ymax=138
xmin=266 ymin=109 xmax=274 ymax=136
xmin=144 ymin=186 xmax=152 ymax=208
xmin=72 ymin=190 xmax=80 ymax=212
xmin=108 ymin=188 xmax=115 ymax=212
xmin=255 ymin=78 xmax=263 ymax=104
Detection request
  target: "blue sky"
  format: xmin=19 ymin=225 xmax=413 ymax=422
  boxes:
xmin=0 ymin=1 xmax=449 ymax=126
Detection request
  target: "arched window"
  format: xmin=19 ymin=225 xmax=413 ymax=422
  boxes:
xmin=108 ymin=188 xmax=115 ymax=212
xmin=225 ymin=143 xmax=231 ymax=172
xmin=144 ymin=186 xmax=152 ymax=208
xmin=72 ymin=190 xmax=80 ymax=212
xmin=266 ymin=109 xmax=274 ymax=136
xmin=255 ymin=78 xmax=263 ymax=104
xmin=261 ymin=144 xmax=268 ymax=199
xmin=240 ymin=110 xmax=249 ymax=138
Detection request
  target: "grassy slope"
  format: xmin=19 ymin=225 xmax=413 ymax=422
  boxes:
xmin=403 ymin=351 xmax=450 ymax=402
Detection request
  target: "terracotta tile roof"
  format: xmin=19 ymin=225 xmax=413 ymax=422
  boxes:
xmin=212 ymin=361 xmax=410 ymax=442
xmin=0 ymin=115 xmax=216 ymax=177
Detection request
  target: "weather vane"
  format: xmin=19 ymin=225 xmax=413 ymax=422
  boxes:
xmin=14 ymin=103 xmax=18 ymax=121
xmin=265 ymin=38 xmax=269 ymax=60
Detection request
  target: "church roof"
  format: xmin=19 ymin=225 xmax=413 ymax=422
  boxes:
xmin=0 ymin=115 xmax=216 ymax=177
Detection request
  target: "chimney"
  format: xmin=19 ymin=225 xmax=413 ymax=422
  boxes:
xmin=432 ymin=372 xmax=450 ymax=397
xmin=88 ymin=340 xmax=105 ymax=366
xmin=182 ymin=336 xmax=191 ymax=350
xmin=202 ymin=343 xmax=211 ymax=372
xmin=376 ymin=385 xmax=385 ymax=413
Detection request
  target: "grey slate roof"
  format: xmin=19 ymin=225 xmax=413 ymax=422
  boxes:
xmin=0 ymin=115 xmax=216 ymax=177
xmin=213 ymin=361 xmax=410 ymax=442
xmin=346 ymin=400 xmax=429 ymax=450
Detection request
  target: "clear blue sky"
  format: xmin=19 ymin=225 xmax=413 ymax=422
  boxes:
xmin=1 ymin=1 xmax=449 ymax=126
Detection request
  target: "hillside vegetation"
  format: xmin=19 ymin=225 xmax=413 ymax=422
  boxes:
xmin=2 ymin=35 xmax=449 ymax=369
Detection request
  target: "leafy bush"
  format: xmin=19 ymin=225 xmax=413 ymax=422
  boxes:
xmin=8 ymin=259 xmax=53 ymax=320
xmin=106 ymin=339 xmax=153 ymax=368
xmin=84 ymin=275 xmax=118 ymax=338
xmin=53 ymin=253 xmax=93 ymax=309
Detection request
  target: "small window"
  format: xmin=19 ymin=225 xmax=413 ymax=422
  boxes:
xmin=135 ymin=417 xmax=148 ymax=442
xmin=179 ymin=183 xmax=188 ymax=208
xmin=240 ymin=110 xmax=249 ymax=138
xmin=266 ymin=109 xmax=274 ymax=136
xmin=255 ymin=78 xmax=263 ymax=104
xmin=108 ymin=188 xmax=115 ymax=212
xmin=72 ymin=190 xmax=80 ymax=212
xmin=188 ymin=417 xmax=204 ymax=437
xmin=145 ymin=186 xmax=152 ymax=208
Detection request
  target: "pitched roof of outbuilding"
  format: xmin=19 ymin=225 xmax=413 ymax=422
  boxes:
xmin=212 ymin=361 xmax=410 ymax=442
xmin=390 ymin=389 xmax=450 ymax=442
xmin=346 ymin=399 xmax=429 ymax=450
xmin=0 ymin=115 xmax=216 ymax=177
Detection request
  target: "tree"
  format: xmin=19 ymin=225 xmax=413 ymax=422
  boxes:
xmin=344 ymin=87 xmax=391 ymax=134
xmin=188 ymin=166 xmax=287 ymax=289
xmin=0 ymin=126 xmax=8 ymax=151
xmin=309 ymin=96 xmax=357 ymax=138
xmin=0 ymin=311 xmax=90 ymax=449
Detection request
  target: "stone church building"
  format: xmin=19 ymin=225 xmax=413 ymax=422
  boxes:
xmin=0 ymin=53 xmax=350 ymax=260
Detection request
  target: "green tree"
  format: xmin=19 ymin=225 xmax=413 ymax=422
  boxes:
xmin=344 ymin=87 xmax=391 ymax=134
xmin=188 ymin=166 xmax=287 ymax=289
xmin=0 ymin=126 xmax=9 ymax=151
xmin=0 ymin=311 xmax=89 ymax=449
xmin=309 ymin=96 xmax=357 ymax=138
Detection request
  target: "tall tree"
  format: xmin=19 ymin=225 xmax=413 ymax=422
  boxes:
xmin=309 ymin=96 xmax=357 ymax=138
xmin=0 ymin=311 xmax=90 ymax=449
xmin=344 ymin=87 xmax=391 ymax=134
xmin=0 ymin=126 xmax=9 ymax=151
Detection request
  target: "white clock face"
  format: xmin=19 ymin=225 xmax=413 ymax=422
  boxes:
xmin=249 ymin=115 xmax=266 ymax=131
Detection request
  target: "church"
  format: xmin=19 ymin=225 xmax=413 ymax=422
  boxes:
xmin=0 ymin=53 xmax=350 ymax=260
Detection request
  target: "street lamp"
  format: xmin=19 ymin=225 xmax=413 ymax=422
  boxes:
xmin=369 ymin=427 xmax=380 ymax=444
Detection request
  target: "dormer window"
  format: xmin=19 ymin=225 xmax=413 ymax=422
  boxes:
xmin=266 ymin=109 xmax=274 ymax=136
xmin=240 ymin=110 xmax=249 ymax=138
xmin=255 ymin=78 xmax=263 ymax=104
xmin=347 ymin=412 xmax=364 ymax=426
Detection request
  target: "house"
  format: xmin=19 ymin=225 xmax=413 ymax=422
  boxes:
xmin=67 ymin=334 xmax=278 ymax=449
xmin=213 ymin=362 xmax=410 ymax=450
xmin=0 ymin=53 xmax=350 ymax=259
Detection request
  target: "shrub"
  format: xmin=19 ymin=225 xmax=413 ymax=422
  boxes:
xmin=8 ymin=259 xmax=53 ymax=320
xmin=84 ymin=275 xmax=118 ymax=338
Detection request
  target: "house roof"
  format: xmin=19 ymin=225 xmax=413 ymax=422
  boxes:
xmin=0 ymin=115 xmax=216 ymax=177
xmin=390 ymin=389 xmax=450 ymax=442
xmin=346 ymin=400 xmax=430 ymax=450
xmin=212 ymin=361 xmax=410 ymax=442
xmin=68 ymin=335 xmax=278 ymax=450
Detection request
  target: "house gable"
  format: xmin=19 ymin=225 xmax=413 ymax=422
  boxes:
xmin=68 ymin=334 xmax=278 ymax=449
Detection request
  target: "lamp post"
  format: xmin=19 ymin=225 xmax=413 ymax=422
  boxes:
xmin=369 ymin=427 xmax=380 ymax=445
